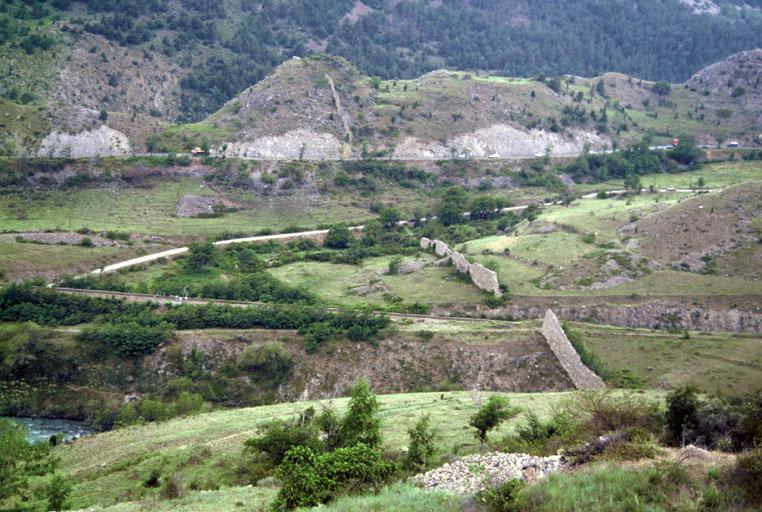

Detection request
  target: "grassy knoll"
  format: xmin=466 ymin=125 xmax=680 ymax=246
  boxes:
xmin=58 ymin=390 xmax=663 ymax=509
xmin=539 ymin=192 xmax=686 ymax=237
xmin=576 ymin=323 xmax=762 ymax=397
xmin=269 ymin=256 xmax=487 ymax=306
xmin=575 ymin=160 xmax=762 ymax=193
xmin=0 ymin=178 xmax=369 ymax=236
xmin=0 ymin=240 xmax=150 ymax=281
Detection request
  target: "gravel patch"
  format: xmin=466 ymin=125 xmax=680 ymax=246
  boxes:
xmin=412 ymin=452 xmax=565 ymax=495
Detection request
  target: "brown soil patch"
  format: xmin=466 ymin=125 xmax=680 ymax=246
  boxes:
xmin=162 ymin=328 xmax=573 ymax=403
xmin=635 ymin=183 xmax=762 ymax=272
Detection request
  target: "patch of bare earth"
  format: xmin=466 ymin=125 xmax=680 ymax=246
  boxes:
xmin=153 ymin=329 xmax=574 ymax=403
xmin=635 ymin=183 xmax=762 ymax=272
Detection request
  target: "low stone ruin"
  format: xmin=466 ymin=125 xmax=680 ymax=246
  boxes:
xmin=422 ymin=238 xmax=501 ymax=296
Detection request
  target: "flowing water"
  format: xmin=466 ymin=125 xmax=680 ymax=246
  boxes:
xmin=2 ymin=417 xmax=95 ymax=443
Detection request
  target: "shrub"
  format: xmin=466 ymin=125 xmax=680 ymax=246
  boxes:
xmin=185 ymin=241 xmax=218 ymax=273
xmin=387 ymin=256 xmax=402 ymax=275
xmin=77 ymin=322 xmax=172 ymax=357
xmin=736 ymin=446 xmax=762 ymax=504
xmin=79 ymin=237 xmax=94 ymax=247
xmin=666 ymin=385 xmax=700 ymax=446
xmin=405 ymin=414 xmax=436 ymax=471
xmin=160 ymin=474 xmax=184 ymax=500
xmin=273 ymin=444 xmax=396 ymax=511
xmin=476 ymin=479 xmax=525 ymax=512
xmin=238 ymin=343 xmax=293 ymax=383
xmin=324 ymin=225 xmax=352 ymax=249
xmin=340 ymin=380 xmax=382 ymax=449
xmin=469 ymin=395 xmax=519 ymax=445
xmin=572 ymin=392 xmax=662 ymax=437
xmin=245 ymin=412 xmax=323 ymax=468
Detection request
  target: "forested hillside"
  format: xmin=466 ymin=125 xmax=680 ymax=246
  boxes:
xmin=3 ymin=0 xmax=762 ymax=121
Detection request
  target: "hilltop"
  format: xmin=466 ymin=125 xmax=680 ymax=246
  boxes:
xmin=6 ymin=51 xmax=762 ymax=159
xmin=3 ymin=0 xmax=762 ymax=125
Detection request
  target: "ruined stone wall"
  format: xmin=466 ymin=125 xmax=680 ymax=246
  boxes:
xmin=434 ymin=239 xmax=452 ymax=257
xmin=477 ymin=301 xmax=762 ymax=334
xmin=424 ymin=238 xmax=501 ymax=296
xmin=451 ymin=251 xmax=471 ymax=273
xmin=541 ymin=310 xmax=606 ymax=390
xmin=469 ymin=263 xmax=501 ymax=296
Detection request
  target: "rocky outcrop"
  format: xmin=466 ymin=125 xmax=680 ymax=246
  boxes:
xmin=37 ymin=125 xmax=132 ymax=157
xmin=219 ymin=129 xmax=342 ymax=159
xmin=412 ymin=452 xmax=565 ymax=495
xmin=541 ymin=310 xmax=606 ymax=390
xmin=392 ymin=124 xmax=607 ymax=159
xmin=420 ymin=237 xmax=432 ymax=250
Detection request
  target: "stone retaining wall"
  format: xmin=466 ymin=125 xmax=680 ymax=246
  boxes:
xmin=423 ymin=238 xmax=501 ymax=296
xmin=541 ymin=310 xmax=606 ymax=390
xmin=477 ymin=301 xmax=762 ymax=334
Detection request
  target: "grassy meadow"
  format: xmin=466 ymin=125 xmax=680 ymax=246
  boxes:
xmin=56 ymin=390 xmax=663 ymax=510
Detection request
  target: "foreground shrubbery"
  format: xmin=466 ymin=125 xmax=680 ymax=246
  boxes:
xmin=243 ymin=381 xmax=404 ymax=511
xmin=0 ymin=419 xmax=72 ymax=511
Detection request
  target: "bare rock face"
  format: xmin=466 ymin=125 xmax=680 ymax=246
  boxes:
xmin=451 ymin=124 xmax=606 ymax=158
xmin=37 ymin=125 xmax=132 ymax=157
xmin=412 ymin=452 xmax=565 ymax=495
xmin=220 ymin=129 xmax=342 ymax=159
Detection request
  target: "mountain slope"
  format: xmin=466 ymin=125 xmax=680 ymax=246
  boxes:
xmin=3 ymin=0 xmax=762 ymax=123
xmin=154 ymin=52 xmax=762 ymax=160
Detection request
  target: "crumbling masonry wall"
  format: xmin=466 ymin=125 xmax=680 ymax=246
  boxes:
xmin=424 ymin=238 xmax=501 ymax=296
xmin=541 ymin=310 xmax=606 ymax=390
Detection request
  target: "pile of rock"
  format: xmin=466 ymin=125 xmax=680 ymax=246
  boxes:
xmin=412 ymin=452 xmax=565 ymax=495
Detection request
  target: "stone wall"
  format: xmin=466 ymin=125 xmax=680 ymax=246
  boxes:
xmin=451 ymin=251 xmax=471 ymax=273
xmin=475 ymin=300 xmax=762 ymax=334
xmin=424 ymin=238 xmax=501 ymax=296
xmin=541 ymin=310 xmax=606 ymax=390
xmin=434 ymin=239 xmax=452 ymax=257
xmin=469 ymin=263 xmax=501 ymax=296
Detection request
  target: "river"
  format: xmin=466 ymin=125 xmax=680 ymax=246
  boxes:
xmin=3 ymin=417 xmax=95 ymax=444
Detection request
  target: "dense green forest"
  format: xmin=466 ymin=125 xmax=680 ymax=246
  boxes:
xmin=3 ymin=0 xmax=762 ymax=119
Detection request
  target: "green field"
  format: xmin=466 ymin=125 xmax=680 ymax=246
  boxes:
xmin=57 ymin=390 xmax=662 ymax=510
xmin=0 ymin=178 xmax=369 ymax=237
xmin=575 ymin=160 xmax=762 ymax=193
xmin=0 ymin=240 xmax=149 ymax=281
xmin=577 ymin=323 xmax=762 ymax=397
xmin=269 ymin=256 xmax=487 ymax=306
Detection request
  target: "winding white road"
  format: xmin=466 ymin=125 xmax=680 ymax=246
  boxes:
xmin=84 ymin=187 xmax=704 ymax=276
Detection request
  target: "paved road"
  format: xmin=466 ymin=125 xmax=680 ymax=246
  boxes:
xmin=84 ymin=187 xmax=706 ymax=276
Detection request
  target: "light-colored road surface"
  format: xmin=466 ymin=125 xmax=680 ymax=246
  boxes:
xmin=85 ymin=187 xmax=706 ymax=276
xmin=89 ymin=227 xmax=364 ymax=275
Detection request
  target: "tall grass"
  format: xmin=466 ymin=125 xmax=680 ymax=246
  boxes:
xmin=303 ymin=482 xmax=464 ymax=512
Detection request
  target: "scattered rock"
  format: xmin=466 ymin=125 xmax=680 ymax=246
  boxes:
xmin=176 ymin=195 xmax=222 ymax=218
xmin=412 ymin=452 xmax=565 ymax=495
